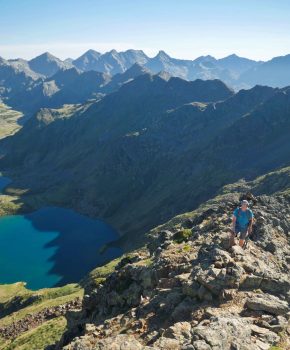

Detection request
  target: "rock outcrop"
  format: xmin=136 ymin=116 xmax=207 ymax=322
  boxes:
xmin=53 ymin=192 xmax=290 ymax=350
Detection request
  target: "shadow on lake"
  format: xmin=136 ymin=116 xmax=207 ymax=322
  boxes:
xmin=0 ymin=206 xmax=122 ymax=290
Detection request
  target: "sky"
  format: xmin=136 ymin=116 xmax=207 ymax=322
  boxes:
xmin=1 ymin=0 xmax=290 ymax=61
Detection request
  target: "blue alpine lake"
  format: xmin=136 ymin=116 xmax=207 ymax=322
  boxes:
xmin=0 ymin=175 xmax=12 ymax=192
xmin=0 ymin=177 xmax=122 ymax=290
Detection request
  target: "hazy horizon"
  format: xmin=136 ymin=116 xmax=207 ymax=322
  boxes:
xmin=2 ymin=48 xmax=290 ymax=62
xmin=1 ymin=0 xmax=290 ymax=61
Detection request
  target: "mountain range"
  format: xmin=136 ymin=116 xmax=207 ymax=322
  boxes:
xmin=1 ymin=72 xmax=289 ymax=248
xmin=0 ymin=48 xmax=290 ymax=349
xmin=1 ymin=50 xmax=290 ymax=107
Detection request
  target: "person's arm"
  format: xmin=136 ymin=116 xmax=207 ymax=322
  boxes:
xmin=248 ymin=211 xmax=254 ymax=234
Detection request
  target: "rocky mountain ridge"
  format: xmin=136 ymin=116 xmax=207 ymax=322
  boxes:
xmin=53 ymin=183 xmax=290 ymax=350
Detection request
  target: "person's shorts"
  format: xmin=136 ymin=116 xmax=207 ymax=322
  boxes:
xmin=234 ymin=227 xmax=248 ymax=240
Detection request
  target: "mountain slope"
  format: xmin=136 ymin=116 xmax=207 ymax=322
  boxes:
xmin=0 ymin=57 xmax=41 ymax=99
xmin=5 ymin=67 xmax=110 ymax=114
xmin=0 ymin=103 xmax=23 ymax=139
xmin=217 ymin=54 xmax=261 ymax=77
xmin=2 ymin=79 xmax=289 ymax=249
xmin=239 ymin=54 xmax=290 ymax=88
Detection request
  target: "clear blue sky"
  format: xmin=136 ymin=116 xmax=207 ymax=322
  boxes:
xmin=1 ymin=0 xmax=290 ymax=60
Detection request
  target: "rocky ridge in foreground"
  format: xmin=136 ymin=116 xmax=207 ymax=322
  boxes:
xmin=55 ymin=190 xmax=290 ymax=350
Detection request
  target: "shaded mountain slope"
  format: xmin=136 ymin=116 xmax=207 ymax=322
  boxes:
xmin=1 ymin=78 xmax=289 ymax=249
xmin=4 ymin=65 xmax=151 ymax=115
xmin=239 ymin=54 xmax=290 ymax=88
xmin=0 ymin=57 xmax=41 ymax=98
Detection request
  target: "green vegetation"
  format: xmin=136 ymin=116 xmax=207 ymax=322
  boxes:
xmin=0 ymin=103 xmax=23 ymax=139
xmin=0 ymin=282 xmax=28 ymax=303
xmin=173 ymin=229 xmax=192 ymax=243
xmin=0 ymin=283 xmax=83 ymax=350
xmin=0 ymin=194 xmax=23 ymax=216
xmin=182 ymin=244 xmax=191 ymax=252
xmin=0 ymin=283 xmax=82 ymax=327
xmin=81 ymin=256 xmax=123 ymax=290
xmin=221 ymin=166 xmax=290 ymax=197
xmin=1 ymin=317 xmax=67 ymax=350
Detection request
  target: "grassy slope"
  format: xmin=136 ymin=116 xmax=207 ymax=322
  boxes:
xmin=0 ymin=256 xmax=129 ymax=350
xmin=0 ymin=283 xmax=83 ymax=349
xmin=3 ymin=317 xmax=67 ymax=350
xmin=0 ymin=104 xmax=23 ymax=139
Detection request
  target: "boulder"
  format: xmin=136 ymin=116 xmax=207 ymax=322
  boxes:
xmin=163 ymin=322 xmax=192 ymax=342
xmin=153 ymin=336 xmax=182 ymax=349
xmin=94 ymin=334 xmax=155 ymax=350
xmin=246 ymin=294 xmax=289 ymax=315
xmin=191 ymin=316 xmax=257 ymax=350
xmin=250 ymin=324 xmax=280 ymax=343
xmin=182 ymin=280 xmax=200 ymax=298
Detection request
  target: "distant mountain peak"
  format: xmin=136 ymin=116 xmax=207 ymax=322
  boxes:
xmin=226 ymin=53 xmax=239 ymax=58
xmin=194 ymin=55 xmax=216 ymax=63
xmin=32 ymin=52 xmax=60 ymax=62
xmin=28 ymin=52 xmax=71 ymax=77
xmin=85 ymin=49 xmax=101 ymax=55
xmin=109 ymin=49 xmax=118 ymax=55
xmin=156 ymin=50 xmax=171 ymax=59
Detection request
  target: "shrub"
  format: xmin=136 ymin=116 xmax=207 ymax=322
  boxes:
xmin=173 ymin=229 xmax=192 ymax=243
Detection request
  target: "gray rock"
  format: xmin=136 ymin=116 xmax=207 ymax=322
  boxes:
xmin=239 ymin=274 xmax=263 ymax=290
xmin=153 ymin=336 xmax=182 ymax=349
xmin=246 ymin=294 xmax=289 ymax=315
xmin=197 ymin=285 xmax=213 ymax=301
xmin=191 ymin=316 xmax=272 ymax=350
xmin=171 ymin=298 xmax=194 ymax=322
xmin=192 ymin=340 xmax=212 ymax=350
xmin=182 ymin=280 xmax=200 ymax=298
xmin=250 ymin=324 xmax=280 ymax=343
xmin=163 ymin=321 xmax=192 ymax=342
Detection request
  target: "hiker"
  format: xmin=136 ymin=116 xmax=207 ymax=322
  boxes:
xmin=230 ymin=199 xmax=254 ymax=248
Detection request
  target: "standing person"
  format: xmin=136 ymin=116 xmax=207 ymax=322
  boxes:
xmin=230 ymin=200 xmax=254 ymax=248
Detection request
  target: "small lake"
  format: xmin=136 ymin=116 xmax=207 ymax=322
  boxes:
xmin=0 ymin=177 xmax=122 ymax=290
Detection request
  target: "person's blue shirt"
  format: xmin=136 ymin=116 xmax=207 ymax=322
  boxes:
xmin=233 ymin=207 xmax=253 ymax=229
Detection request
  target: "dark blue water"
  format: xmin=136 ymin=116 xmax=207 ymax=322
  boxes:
xmin=0 ymin=204 xmax=122 ymax=290
xmin=0 ymin=175 xmax=11 ymax=192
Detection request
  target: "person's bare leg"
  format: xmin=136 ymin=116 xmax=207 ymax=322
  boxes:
xmin=239 ymin=239 xmax=245 ymax=247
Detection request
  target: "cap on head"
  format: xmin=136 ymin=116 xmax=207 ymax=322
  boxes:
xmin=241 ymin=200 xmax=249 ymax=206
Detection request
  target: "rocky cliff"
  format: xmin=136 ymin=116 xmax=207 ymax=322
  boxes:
xmin=53 ymin=184 xmax=290 ymax=349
